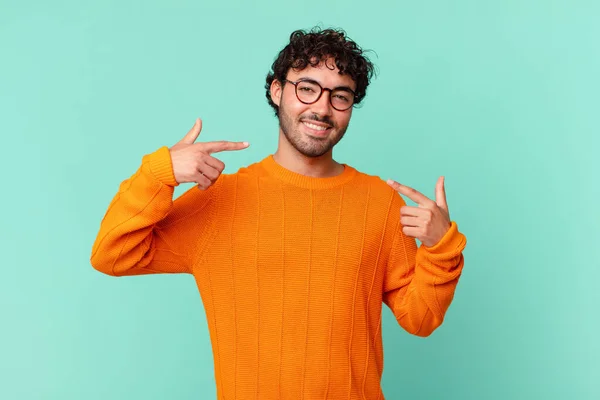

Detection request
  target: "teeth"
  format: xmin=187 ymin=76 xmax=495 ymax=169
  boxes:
xmin=303 ymin=121 xmax=328 ymax=131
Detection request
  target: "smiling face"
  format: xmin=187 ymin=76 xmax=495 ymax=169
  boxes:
xmin=270 ymin=59 xmax=356 ymax=158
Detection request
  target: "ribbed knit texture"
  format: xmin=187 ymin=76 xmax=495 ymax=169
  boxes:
xmin=90 ymin=146 xmax=467 ymax=400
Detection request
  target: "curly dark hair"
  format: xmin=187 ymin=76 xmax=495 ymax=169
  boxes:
xmin=265 ymin=27 xmax=376 ymax=116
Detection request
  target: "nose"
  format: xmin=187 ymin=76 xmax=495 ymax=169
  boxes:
xmin=310 ymin=90 xmax=333 ymax=117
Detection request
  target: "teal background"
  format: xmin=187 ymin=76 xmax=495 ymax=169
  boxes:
xmin=1 ymin=0 xmax=598 ymax=398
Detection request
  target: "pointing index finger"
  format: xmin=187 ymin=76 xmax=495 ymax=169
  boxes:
xmin=387 ymin=179 xmax=431 ymax=205
xmin=203 ymin=141 xmax=250 ymax=154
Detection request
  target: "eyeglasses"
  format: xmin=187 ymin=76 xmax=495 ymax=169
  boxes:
xmin=285 ymin=79 xmax=356 ymax=111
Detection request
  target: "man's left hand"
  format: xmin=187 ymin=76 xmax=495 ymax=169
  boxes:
xmin=386 ymin=176 xmax=451 ymax=248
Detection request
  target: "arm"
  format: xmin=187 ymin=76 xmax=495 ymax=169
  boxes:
xmin=89 ymin=146 xmax=219 ymax=277
xmin=383 ymin=196 xmax=467 ymax=337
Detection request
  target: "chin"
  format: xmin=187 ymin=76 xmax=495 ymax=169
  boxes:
xmin=296 ymin=140 xmax=335 ymax=158
xmin=299 ymin=148 xmax=330 ymax=158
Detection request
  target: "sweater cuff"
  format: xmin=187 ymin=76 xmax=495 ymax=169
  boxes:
xmin=419 ymin=221 xmax=467 ymax=262
xmin=142 ymin=146 xmax=179 ymax=187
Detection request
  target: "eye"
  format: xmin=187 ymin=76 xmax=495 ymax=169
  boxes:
xmin=333 ymin=94 xmax=350 ymax=102
xmin=299 ymin=86 xmax=316 ymax=93
xmin=332 ymin=91 xmax=354 ymax=104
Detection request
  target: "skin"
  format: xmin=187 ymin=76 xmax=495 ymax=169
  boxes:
xmin=169 ymin=118 xmax=249 ymax=189
xmin=387 ymin=177 xmax=452 ymax=247
xmin=269 ymin=58 xmax=354 ymax=178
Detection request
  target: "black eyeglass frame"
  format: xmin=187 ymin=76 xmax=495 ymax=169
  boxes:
xmin=284 ymin=79 xmax=357 ymax=111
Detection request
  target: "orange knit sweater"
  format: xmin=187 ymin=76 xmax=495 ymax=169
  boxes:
xmin=90 ymin=146 xmax=467 ymax=400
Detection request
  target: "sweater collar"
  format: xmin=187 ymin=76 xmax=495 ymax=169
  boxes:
xmin=258 ymin=155 xmax=357 ymax=190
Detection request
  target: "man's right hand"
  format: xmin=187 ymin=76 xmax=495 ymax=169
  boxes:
xmin=168 ymin=118 xmax=249 ymax=190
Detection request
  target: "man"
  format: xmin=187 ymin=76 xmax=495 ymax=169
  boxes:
xmin=91 ymin=27 xmax=467 ymax=399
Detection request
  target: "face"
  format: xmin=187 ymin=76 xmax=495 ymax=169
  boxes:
xmin=270 ymin=59 xmax=356 ymax=158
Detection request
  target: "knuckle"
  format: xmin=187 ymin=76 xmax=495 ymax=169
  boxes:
xmin=197 ymin=144 xmax=209 ymax=154
xmin=206 ymin=171 xmax=219 ymax=181
xmin=197 ymin=178 xmax=210 ymax=189
xmin=198 ymin=152 xmax=209 ymax=163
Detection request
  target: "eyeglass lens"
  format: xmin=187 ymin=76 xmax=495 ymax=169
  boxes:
xmin=295 ymin=80 xmax=354 ymax=110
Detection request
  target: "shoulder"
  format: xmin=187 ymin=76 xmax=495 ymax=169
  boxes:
xmin=218 ymin=159 xmax=263 ymax=183
xmin=347 ymin=166 xmax=406 ymax=211
xmin=348 ymin=166 xmax=398 ymax=196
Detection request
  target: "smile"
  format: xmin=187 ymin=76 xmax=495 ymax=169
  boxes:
xmin=301 ymin=121 xmax=331 ymax=132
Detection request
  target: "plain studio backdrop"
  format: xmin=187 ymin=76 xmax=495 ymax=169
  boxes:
xmin=1 ymin=0 xmax=598 ymax=399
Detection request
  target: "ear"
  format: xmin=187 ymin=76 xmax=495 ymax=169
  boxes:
xmin=270 ymin=79 xmax=283 ymax=107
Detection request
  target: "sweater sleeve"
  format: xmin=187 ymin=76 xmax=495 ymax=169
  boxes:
xmin=90 ymin=146 xmax=220 ymax=277
xmin=382 ymin=195 xmax=467 ymax=337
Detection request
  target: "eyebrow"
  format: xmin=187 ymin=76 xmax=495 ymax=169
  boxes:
xmin=297 ymin=77 xmax=356 ymax=93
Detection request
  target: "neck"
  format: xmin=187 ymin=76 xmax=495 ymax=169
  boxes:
xmin=272 ymin=131 xmax=344 ymax=178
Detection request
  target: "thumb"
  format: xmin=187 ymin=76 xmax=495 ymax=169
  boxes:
xmin=435 ymin=176 xmax=449 ymax=212
xmin=180 ymin=118 xmax=202 ymax=144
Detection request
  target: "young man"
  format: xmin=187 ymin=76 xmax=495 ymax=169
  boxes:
xmin=91 ymin=28 xmax=467 ymax=399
